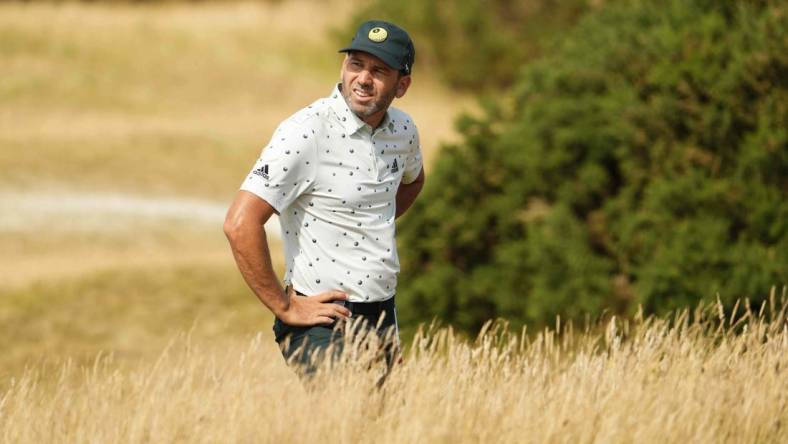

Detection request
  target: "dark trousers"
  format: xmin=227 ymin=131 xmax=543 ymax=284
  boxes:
xmin=272 ymin=302 xmax=400 ymax=382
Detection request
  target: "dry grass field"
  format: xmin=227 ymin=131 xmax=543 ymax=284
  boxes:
xmin=0 ymin=0 xmax=470 ymax=378
xmin=2 ymin=295 xmax=786 ymax=443
xmin=1 ymin=1 xmax=786 ymax=443
xmin=0 ymin=0 xmax=464 ymax=199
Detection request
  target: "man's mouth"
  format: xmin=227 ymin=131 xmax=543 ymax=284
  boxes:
xmin=353 ymin=87 xmax=373 ymax=100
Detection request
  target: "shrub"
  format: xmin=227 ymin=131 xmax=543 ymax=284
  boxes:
xmin=344 ymin=0 xmax=592 ymax=90
xmin=397 ymin=0 xmax=788 ymax=333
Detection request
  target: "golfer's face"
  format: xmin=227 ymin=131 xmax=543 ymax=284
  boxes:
xmin=340 ymin=52 xmax=408 ymax=125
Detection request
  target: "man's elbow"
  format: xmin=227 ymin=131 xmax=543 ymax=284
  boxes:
xmin=224 ymin=192 xmax=275 ymax=242
xmin=223 ymin=214 xmax=237 ymax=242
xmin=223 ymin=207 xmax=248 ymax=243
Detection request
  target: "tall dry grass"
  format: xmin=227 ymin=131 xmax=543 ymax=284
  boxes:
xmin=2 ymin=291 xmax=786 ymax=443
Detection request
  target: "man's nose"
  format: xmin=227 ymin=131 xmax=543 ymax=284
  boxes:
xmin=357 ymin=69 xmax=372 ymax=85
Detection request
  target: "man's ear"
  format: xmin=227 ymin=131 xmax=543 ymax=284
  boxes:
xmin=339 ymin=53 xmax=350 ymax=78
xmin=395 ymin=75 xmax=412 ymax=99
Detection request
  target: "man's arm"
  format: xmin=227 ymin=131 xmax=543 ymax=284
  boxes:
xmin=395 ymin=167 xmax=425 ymax=219
xmin=223 ymin=191 xmax=350 ymax=326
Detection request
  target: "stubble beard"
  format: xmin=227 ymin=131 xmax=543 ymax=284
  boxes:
xmin=341 ymin=82 xmax=397 ymax=120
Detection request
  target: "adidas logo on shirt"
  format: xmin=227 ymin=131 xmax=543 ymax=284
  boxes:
xmin=253 ymin=164 xmax=270 ymax=179
xmin=391 ymin=159 xmax=399 ymax=174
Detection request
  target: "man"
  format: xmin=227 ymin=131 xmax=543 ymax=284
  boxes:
xmin=224 ymin=20 xmax=424 ymax=377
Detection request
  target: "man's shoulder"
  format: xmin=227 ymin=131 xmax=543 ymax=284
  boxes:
xmin=266 ymin=100 xmax=328 ymax=154
xmin=387 ymin=106 xmax=418 ymax=133
xmin=278 ymin=96 xmax=334 ymax=131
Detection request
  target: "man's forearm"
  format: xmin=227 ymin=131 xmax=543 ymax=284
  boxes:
xmin=395 ymin=168 xmax=425 ymax=218
xmin=225 ymin=223 xmax=288 ymax=316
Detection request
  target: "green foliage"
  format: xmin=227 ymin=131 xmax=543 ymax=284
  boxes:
xmin=345 ymin=0 xmax=592 ymax=90
xmin=397 ymin=0 xmax=788 ymax=333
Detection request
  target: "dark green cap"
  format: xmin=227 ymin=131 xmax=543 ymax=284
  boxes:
xmin=339 ymin=20 xmax=415 ymax=75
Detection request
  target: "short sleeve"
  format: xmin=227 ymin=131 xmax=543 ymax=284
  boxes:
xmin=401 ymin=125 xmax=423 ymax=184
xmin=240 ymin=121 xmax=317 ymax=213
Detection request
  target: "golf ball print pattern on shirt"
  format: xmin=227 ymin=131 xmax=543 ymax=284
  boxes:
xmin=241 ymin=84 xmax=422 ymax=303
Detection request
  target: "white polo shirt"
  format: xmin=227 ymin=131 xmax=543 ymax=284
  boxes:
xmin=240 ymin=84 xmax=423 ymax=302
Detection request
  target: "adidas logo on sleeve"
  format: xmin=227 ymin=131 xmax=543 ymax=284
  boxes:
xmin=253 ymin=164 xmax=270 ymax=179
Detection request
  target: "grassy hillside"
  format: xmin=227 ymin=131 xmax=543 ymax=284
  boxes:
xmin=0 ymin=0 xmax=472 ymax=380
xmin=0 ymin=1 xmax=467 ymax=199
xmin=1 ymin=3 xmax=786 ymax=442
xmin=0 ymin=263 xmax=259 ymax=379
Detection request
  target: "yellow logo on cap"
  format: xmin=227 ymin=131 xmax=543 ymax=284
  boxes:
xmin=368 ymin=27 xmax=388 ymax=43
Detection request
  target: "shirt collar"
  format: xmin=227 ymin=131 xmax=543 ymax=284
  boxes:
xmin=328 ymin=84 xmax=395 ymax=135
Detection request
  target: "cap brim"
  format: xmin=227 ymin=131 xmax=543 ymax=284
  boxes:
xmin=339 ymin=43 xmax=402 ymax=72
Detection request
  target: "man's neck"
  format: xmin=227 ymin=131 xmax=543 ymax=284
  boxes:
xmin=338 ymin=84 xmax=388 ymax=129
xmin=363 ymin=112 xmax=387 ymax=129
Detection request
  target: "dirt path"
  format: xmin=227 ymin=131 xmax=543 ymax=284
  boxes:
xmin=0 ymin=190 xmax=282 ymax=289
xmin=0 ymin=190 xmax=281 ymax=237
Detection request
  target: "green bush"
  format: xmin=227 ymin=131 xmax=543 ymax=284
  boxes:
xmin=397 ymin=0 xmax=788 ymax=334
xmin=344 ymin=0 xmax=592 ymax=90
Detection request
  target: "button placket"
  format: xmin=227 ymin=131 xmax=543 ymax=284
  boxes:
xmin=370 ymin=131 xmax=380 ymax=178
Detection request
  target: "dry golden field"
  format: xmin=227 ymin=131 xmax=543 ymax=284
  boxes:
xmin=2 ymin=295 xmax=786 ymax=443
xmin=0 ymin=0 xmax=471 ymax=379
xmin=1 ymin=2 xmax=786 ymax=443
